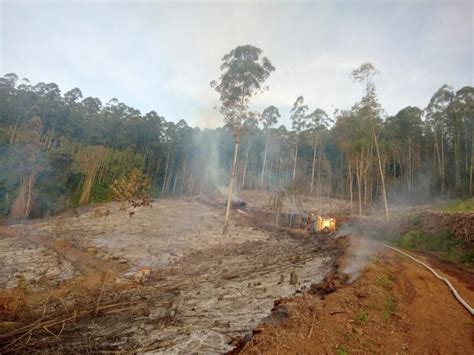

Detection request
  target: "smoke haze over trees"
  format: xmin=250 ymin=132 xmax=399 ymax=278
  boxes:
xmin=0 ymin=61 xmax=473 ymax=220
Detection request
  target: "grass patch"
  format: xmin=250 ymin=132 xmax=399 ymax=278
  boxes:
xmin=411 ymin=214 xmax=422 ymax=226
xmin=383 ymin=294 xmax=396 ymax=321
xmin=371 ymin=256 xmax=381 ymax=265
xmin=355 ymin=310 xmax=368 ymax=323
xmin=337 ymin=347 xmax=348 ymax=355
xmin=399 ymin=230 xmax=457 ymax=251
xmin=397 ymin=229 xmax=474 ymax=267
xmin=375 ymin=275 xmax=393 ymax=291
xmin=439 ymin=198 xmax=474 ymax=213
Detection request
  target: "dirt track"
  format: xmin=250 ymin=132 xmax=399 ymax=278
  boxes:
xmin=240 ymin=237 xmax=474 ymax=354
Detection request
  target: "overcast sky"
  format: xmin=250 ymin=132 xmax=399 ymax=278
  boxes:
xmin=1 ymin=1 xmax=473 ymax=128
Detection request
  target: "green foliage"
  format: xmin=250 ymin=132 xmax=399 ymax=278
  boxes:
xmin=0 ymin=67 xmax=473 ymax=220
xmin=90 ymin=183 xmax=111 ymax=204
xmin=355 ymin=310 xmax=368 ymax=323
xmin=375 ymin=275 xmax=393 ymax=291
xmin=440 ymin=198 xmax=474 ymax=213
xmin=398 ymin=229 xmax=473 ymax=267
xmin=411 ymin=214 xmax=422 ymax=225
xmin=337 ymin=347 xmax=348 ymax=355
xmin=383 ymin=294 xmax=396 ymax=321
xmin=399 ymin=230 xmax=458 ymax=251
xmin=211 ymin=44 xmax=275 ymax=129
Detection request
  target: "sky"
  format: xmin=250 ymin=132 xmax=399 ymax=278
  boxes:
xmin=1 ymin=0 xmax=473 ymax=128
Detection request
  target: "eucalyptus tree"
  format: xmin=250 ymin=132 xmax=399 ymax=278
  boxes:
xmin=350 ymin=63 xmax=389 ymax=220
xmin=307 ymin=108 xmax=332 ymax=194
xmin=211 ymin=44 xmax=275 ymax=234
xmin=447 ymin=86 xmax=474 ymax=195
xmin=259 ymin=105 xmax=280 ymax=188
xmin=385 ymin=106 xmax=423 ymax=193
xmin=425 ymin=84 xmax=454 ymax=193
xmin=290 ymin=96 xmax=308 ymax=181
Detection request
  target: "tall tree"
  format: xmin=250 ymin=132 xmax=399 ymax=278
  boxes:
xmin=259 ymin=105 xmax=280 ymax=188
xmin=307 ymin=108 xmax=332 ymax=194
xmin=290 ymin=96 xmax=308 ymax=181
xmin=351 ymin=63 xmax=390 ymax=220
xmin=211 ymin=45 xmax=275 ymax=234
xmin=425 ymin=85 xmax=454 ymax=194
xmin=447 ymin=86 xmax=474 ymax=196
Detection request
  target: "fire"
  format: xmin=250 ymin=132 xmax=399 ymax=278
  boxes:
xmin=316 ymin=216 xmax=336 ymax=232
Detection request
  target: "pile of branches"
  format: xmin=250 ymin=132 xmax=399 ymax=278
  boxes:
xmin=131 ymin=194 xmax=154 ymax=209
xmin=0 ymin=273 xmax=165 ymax=353
xmin=412 ymin=212 xmax=474 ymax=244
xmin=111 ymin=169 xmax=152 ymax=210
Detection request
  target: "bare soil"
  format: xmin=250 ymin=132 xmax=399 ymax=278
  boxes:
xmin=240 ymin=237 xmax=474 ymax=354
xmin=0 ymin=194 xmax=344 ymax=353
xmin=2 ymin=191 xmax=472 ymax=353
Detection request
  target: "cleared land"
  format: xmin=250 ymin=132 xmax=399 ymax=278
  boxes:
xmin=0 ymin=194 xmax=341 ymax=353
xmin=1 ymin=191 xmax=473 ymax=353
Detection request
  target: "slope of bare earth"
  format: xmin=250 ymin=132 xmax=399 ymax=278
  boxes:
xmin=240 ymin=237 xmax=474 ymax=354
xmin=0 ymin=196 xmax=344 ymax=353
xmin=0 ymin=236 xmax=78 ymax=290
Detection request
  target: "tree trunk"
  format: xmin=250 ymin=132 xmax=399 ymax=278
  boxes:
xmin=470 ymin=134 xmax=473 ymax=197
xmin=241 ymin=143 xmax=250 ymax=189
xmin=349 ymin=161 xmax=353 ymax=214
xmin=161 ymin=150 xmax=170 ymax=195
xmin=372 ymin=124 xmax=390 ymax=220
xmin=310 ymin=135 xmax=318 ymax=194
xmin=268 ymin=159 xmax=274 ymax=188
xmin=292 ymin=137 xmax=299 ymax=181
xmin=356 ymin=157 xmax=362 ymax=216
xmin=260 ymin=131 xmax=269 ymax=188
xmin=317 ymin=140 xmax=323 ymax=215
xmin=22 ymin=173 xmax=35 ymax=223
xmin=223 ymin=136 xmax=240 ymax=235
xmin=181 ymin=157 xmax=188 ymax=194
xmin=441 ymin=132 xmax=445 ymax=194
xmin=454 ymin=118 xmax=462 ymax=195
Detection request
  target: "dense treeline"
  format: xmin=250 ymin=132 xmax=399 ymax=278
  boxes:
xmin=0 ymin=70 xmax=472 ymax=221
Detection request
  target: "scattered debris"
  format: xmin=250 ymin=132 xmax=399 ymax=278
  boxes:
xmin=133 ymin=267 xmax=151 ymax=284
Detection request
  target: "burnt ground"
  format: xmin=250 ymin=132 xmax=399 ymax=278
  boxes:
xmin=0 ymin=193 xmax=344 ymax=353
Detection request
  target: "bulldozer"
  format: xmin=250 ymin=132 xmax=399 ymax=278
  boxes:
xmin=307 ymin=213 xmax=336 ymax=233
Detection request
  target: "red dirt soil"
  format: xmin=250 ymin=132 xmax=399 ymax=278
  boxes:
xmin=239 ymin=237 xmax=474 ymax=354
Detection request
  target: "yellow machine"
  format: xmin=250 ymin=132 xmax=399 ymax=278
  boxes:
xmin=315 ymin=215 xmax=336 ymax=232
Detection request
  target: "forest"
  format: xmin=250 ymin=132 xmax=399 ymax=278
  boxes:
xmin=0 ymin=54 xmax=473 ymax=222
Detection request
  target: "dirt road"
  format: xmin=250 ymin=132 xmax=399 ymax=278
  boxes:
xmin=240 ymin=237 xmax=474 ymax=354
